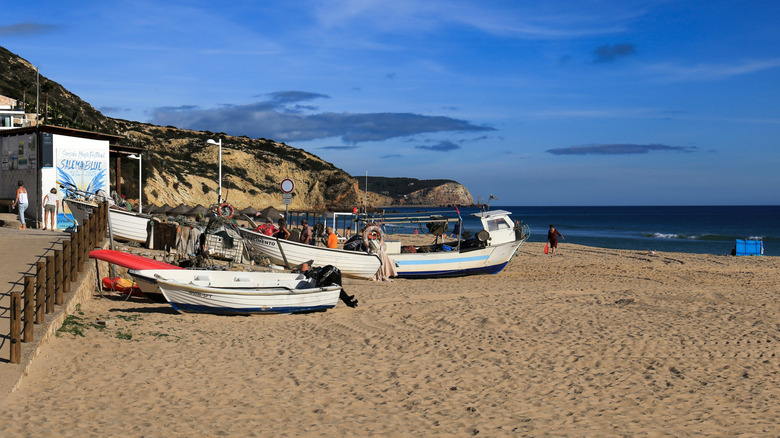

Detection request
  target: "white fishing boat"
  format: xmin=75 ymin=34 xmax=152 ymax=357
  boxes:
xmin=240 ymin=209 xmax=528 ymax=280
xmin=108 ymin=207 xmax=151 ymax=243
xmin=136 ymin=269 xmax=342 ymax=314
xmin=239 ymin=228 xmax=382 ymax=280
xmin=62 ymin=196 xmax=96 ymax=226
xmin=60 ymin=182 xmax=149 ymax=243
xmin=371 ymin=209 xmax=530 ymax=278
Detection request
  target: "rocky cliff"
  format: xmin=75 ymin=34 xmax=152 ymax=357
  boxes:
xmin=113 ymin=122 xmax=364 ymax=211
xmin=400 ymin=182 xmax=473 ymax=206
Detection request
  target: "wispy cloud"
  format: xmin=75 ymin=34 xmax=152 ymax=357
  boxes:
xmin=593 ymin=43 xmax=636 ymax=63
xmin=311 ymin=1 xmax=644 ymax=39
xmin=415 ymin=140 xmax=460 ymax=152
xmin=646 ymin=58 xmax=780 ymax=82
xmin=99 ymin=106 xmax=131 ymax=114
xmin=547 ymin=143 xmax=698 ymax=155
xmin=319 ymin=145 xmax=361 ymax=150
xmin=150 ymin=92 xmax=494 ymax=143
xmin=0 ymin=23 xmax=61 ymax=36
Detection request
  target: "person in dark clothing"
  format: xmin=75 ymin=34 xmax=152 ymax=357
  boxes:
xmin=547 ymin=224 xmax=564 ymax=256
xmin=274 ymin=219 xmax=291 ymax=240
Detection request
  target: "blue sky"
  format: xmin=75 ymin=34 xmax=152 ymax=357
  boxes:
xmin=3 ymin=0 xmax=779 ymax=205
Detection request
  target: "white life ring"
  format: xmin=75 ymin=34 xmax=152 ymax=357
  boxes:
xmin=362 ymin=224 xmax=384 ymax=245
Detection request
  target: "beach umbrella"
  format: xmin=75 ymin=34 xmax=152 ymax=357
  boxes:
xmin=169 ymin=203 xmax=191 ymax=215
xmin=239 ymin=205 xmax=259 ymax=217
xmin=152 ymin=203 xmax=173 ymax=215
xmin=187 ymin=204 xmax=208 ymax=217
xmin=258 ymin=206 xmax=284 ymax=221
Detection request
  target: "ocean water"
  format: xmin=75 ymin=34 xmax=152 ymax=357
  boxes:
xmin=373 ymin=206 xmax=780 ymax=257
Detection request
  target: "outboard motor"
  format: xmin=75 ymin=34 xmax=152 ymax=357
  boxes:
xmin=307 ymin=265 xmax=358 ymax=308
xmin=343 ymin=234 xmax=365 ymax=252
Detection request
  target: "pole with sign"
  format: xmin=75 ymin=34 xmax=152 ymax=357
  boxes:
xmin=281 ymin=178 xmax=294 ymax=221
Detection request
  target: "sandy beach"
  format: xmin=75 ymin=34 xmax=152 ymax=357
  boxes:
xmin=1 ymin=240 xmax=777 ymax=436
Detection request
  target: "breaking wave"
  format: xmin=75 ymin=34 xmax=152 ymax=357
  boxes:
xmin=642 ymin=233 xmax=751 ymax=241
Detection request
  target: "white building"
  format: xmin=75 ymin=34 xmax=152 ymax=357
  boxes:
xmin=0 ymin=125 xmax=127 ymax=229
xmin=0 ymin=95 xmax=34 ymax=130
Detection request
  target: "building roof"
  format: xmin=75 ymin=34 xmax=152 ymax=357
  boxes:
xmin=0 ymin=124 xmax=124 ymax=142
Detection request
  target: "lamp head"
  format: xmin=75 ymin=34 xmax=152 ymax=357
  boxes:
xmin=206 ymin=139 xmax=219 ymax=145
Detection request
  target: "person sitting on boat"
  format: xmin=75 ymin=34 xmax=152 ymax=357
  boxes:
xmin=121 ymin=195 xmax=132 ymax=211
xmin=326 ymin=226 xmax=338 ymax=249
xmin=257 ymin=218 xmax=277 ymax=236
xmin=273 ymin=219 xmax=291 ymax=240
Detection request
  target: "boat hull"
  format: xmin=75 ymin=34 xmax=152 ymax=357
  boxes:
xmin=108 ymin=208 xmax=150 ymax=243
xmin=129 ymin=269 xmax=307 ymax=294
xmin=149 ymin=271 xmax=341 ymax=314
xmin=64 ymin=198 xmax=149 ymax=243
xmin=390 ymin=240 xmax=522 ymax=279
xmin=63 ymin=198 xmax=94 ymax=226
xmin=240 ymin=228 xmax=382 ymax=280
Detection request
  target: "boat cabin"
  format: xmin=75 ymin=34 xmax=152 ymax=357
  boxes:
xmin=473 ymin=210 xmax=517 ymax=245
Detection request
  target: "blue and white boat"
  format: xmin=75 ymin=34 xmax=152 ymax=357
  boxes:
xmin=379 ymin=210 xmax=529 ymax=278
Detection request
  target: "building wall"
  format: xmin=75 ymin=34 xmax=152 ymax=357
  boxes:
xmin=0 ymin=95 xmax=17 ymax=108
xmin=0 ymin=130 xmax=110 ymax=228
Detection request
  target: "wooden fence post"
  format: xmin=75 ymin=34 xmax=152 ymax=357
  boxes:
xmin=54 ymin=249 xmax=64 ymax=304
xmin=10 ymin=292 xmax=21 ymax=363
xmin=62 ymin=239 xmax=71 ymax=293
xmin=70 ymin=233 xmax=78 ymax=284
xmin=104 ymin=202 xmax=108 ymax=240
xmin=88 ymin=211 xmax=95 ymax=250
xmin=77 ymin=224 xmax=85 ymax=273
xmin=97 ymin=203 xmax=104 ymax=244
xmin=46 ymin=255 xmax=55 ymax=314
xmin=23 ymin=276 xmax=34 ymax=342
xmin=35 ymin=261 xmax=45 ymax=324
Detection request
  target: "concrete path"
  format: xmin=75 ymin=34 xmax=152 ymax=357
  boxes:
xmin=0 ymin=223 xmax=70 ymax=360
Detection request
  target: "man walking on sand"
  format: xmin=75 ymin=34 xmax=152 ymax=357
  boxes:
xmin=547 ymin=224 xmax=564 ymax=256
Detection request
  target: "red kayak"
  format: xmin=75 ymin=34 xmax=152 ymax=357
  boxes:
xmin=89 ymin=249 xmax=183 ymax=270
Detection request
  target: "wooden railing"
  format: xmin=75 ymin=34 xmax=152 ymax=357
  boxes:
xmin=8 ymin=202 xmax=108 ymax=363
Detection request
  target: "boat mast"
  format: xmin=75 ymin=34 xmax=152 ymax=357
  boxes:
xmin=364 ymin=171 xmax=368 ymax=214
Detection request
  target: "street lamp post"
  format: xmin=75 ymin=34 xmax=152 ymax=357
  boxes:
xmin=128 ymin=153 xmax=142 ymax=213
xmin=206 ymin=138 xmax=222 ymax=204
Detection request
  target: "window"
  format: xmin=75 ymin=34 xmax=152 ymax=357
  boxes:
xmin=487 ymin=218 xmax=511 ymax=231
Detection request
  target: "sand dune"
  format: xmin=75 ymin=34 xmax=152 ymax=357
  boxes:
xmin=1 ymin=242 xmax=777 ymax=436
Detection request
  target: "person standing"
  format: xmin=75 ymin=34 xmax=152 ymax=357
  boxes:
xmin=12 ymin=180 xmax=28 ymax=230
xmin=326 ymin=226 xmax=338 ymax=249
xmin=547 ymin=224 xmax=564 ymax=256
xmin=299 ymin=219 xmax=313 ymax=245
xmin=43 ymin=187 xmax=59 ymax=230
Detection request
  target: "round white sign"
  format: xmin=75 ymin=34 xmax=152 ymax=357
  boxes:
xmin=281 ymin=178 xmax=295 ymax=193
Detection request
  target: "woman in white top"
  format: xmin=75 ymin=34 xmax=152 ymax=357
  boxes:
xmin=43 ymin=187 xmax=60 ymax=230
xmin=12 ymin=180 xmax=28 ymax=230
